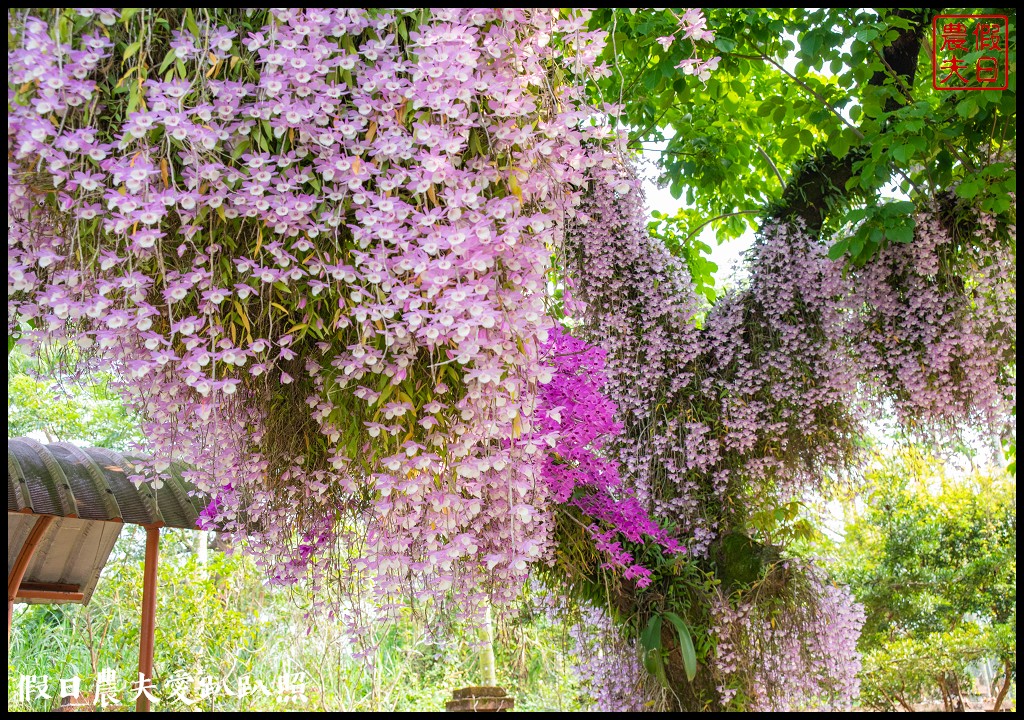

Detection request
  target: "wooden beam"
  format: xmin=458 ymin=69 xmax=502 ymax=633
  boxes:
xmin=7 ymin=515 xmax=55 ymax=643
xmin=19 ymin=581 xmax=81 ymax=594
xmin=136 ymin=526 xmax=160 ymax=712
xmin=16 ymin=589 xmax=85 ymax=602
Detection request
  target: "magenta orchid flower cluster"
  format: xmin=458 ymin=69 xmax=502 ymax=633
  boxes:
xmin=537 ymin=327 xmax=684 ymax=588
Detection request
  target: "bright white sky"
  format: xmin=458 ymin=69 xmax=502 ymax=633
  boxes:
xmin=640 ymin=149 xmax=753 ymax=288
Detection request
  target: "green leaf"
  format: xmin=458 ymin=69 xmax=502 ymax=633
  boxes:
xmin=230 ymin=140 xmax=251 ymax=162
xmin=781 ymin=136 xmax=802 ymax=156
xmin=127 ymin=83 xmax=140 ymax=113
xmin=891 ymin=143 xmax=910 ymax=163
xmin=887 ymin=200 xmax=915 ymax=215
xmin=123 ymin=40 xmax=142 ymax=61
xmin=183 ymin=8 xmax=201 ymax=37
xmin=799 ymin=33 xmax=822 ymax=59
xmin=887 ymin=223 xmax=914 ymax=244
xmin=829 ymin=132 xmax=852 ymax=158
xmin=376 ymin=379 xmax=396 ymax=408
xmin=663 ymin=612 xmax=698 ymax=682
xmin=955 ymin=179 xmax=982 ymax=200
xmin=158 ymin=48 xmax=177 ymax=74
xmin=640 ymin=615 xmax=668 ymax=687
xmin=640 ymin=613 xmax=662 ymax=652
xmin=827 ymin=239 xmax=848 ymax=260
xmin=956 ymin=97 xmax=979 ymax=119
xmin=714 ymin=36 xmax=737 ymax=53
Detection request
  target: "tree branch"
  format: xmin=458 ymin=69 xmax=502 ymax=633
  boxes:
xmin=757 ymin=50 xmax=865 ymax=142
xmin=685 ymin=210 xmax=762 ymax=244
xmin=754 ymin=144 xmax=785 ymax=188
xmin=773 ymin=9 xmax=932 ymax=234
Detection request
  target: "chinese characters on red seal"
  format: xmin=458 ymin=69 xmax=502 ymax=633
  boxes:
xmin=932 ymin=15 xmax=1010 ymax=90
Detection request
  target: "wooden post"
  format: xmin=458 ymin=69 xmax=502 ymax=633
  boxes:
xmin=137 ymin=526 xmax=160 ymax=712
xmin=7 ymin=515 xmax=55 ymax=643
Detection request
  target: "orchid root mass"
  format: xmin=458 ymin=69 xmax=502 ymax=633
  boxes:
xmin=8 ymin=7 xmax=1014 ymax=711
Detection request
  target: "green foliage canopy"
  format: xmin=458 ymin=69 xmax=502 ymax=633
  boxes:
xmin=591 ymin=8 xmax=1016 ymax=264
xmin=834 ymin=452 xmax=1016 ymax=710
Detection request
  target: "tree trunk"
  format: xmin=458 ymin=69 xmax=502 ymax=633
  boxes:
xmin=953 ymin=672 xmax=965 ymax=712
xmin=879 ymin=685 xmax=915 ymax=712
xmin=895 ymin=688 xmax=916 ymax=713
xmin=993 ymin=660 xmax=1013 ymax=712
xmin=938 ymin=674 xmax=952 ymax=712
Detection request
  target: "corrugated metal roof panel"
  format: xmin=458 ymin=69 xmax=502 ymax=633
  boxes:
xmin=7 ymin=439 xmax=209 ymax=606
xmin=7 ymin=439 xmax=205 ymax=527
